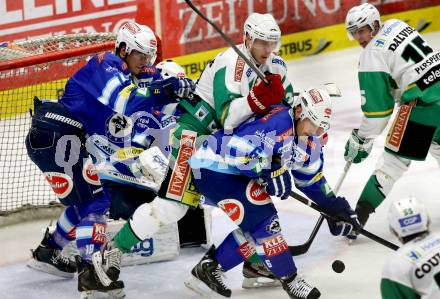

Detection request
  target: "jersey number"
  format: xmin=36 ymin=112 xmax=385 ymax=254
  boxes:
xmin=401 ymin=36 xmax=433 ymax=63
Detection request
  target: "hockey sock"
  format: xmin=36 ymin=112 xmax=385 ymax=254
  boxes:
xmin=113 ymin=222 xmax=142 ymax=253
xmin=214 ymin=229 xmax=260 ymax=272
xmin=76 ymin=213 xmax=106 ymax=262
xmin=357 ymin=174 xmax=388 ymax=210
xmin=113 ymin=202 xmax=162 ymax=253
xmin=251 ymin=215 xmax=297 ymax=278
xmin=51 ymin=206 xmax=80 ymax=249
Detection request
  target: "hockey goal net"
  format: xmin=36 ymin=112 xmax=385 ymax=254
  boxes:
xmin=0 ymin=33 xmax=115 ymax=225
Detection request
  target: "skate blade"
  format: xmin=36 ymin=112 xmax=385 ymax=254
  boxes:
xmin=242 ymin=277 xmax=281 ymax=289
xmin=91 ymin=252 xmax=113 ymax=287
xmin=347 ymin=238 xmax=356 ymax=245
xmin=27 ymin=259 xmax=74 ymax=279
xmin=107 ymin=289 xmax=126 ymax=299
xmin=80 ymin=289 xmax=125 ymax=299
xmin=184 ymin=275 xmax=226 ymax=299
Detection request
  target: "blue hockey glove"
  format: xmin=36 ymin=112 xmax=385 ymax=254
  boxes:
xmin=148 ymin=77 xmax=194 ymax=100
xmin=261 ymin=166 xmax=293 ymax=198
xmin=160 ymin=77 xmax=195 ymax=99
xmin=344 ymin=129 xmax=373 ymax=164
xmin=323 ymin=197 xmax=361 ymax=240
xmin=175 ymin=77 xmax=196 ymax=98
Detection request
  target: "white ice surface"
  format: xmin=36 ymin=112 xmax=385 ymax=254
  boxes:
xmin=0 ymin=32 xmax=439 ymax=299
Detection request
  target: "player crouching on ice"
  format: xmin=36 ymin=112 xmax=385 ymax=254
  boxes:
xmin=184 ymin=88 xmax=361 ymax=299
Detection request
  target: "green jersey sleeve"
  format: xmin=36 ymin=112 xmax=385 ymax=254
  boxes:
xmin=358 ymin=48 xmax=396 ymax=118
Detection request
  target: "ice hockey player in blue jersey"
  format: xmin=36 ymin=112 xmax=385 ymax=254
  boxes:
xmin=184 ymin=88 xmax=361 ymax=299
xmin=25 ymin=22 xmax=191 ymax=298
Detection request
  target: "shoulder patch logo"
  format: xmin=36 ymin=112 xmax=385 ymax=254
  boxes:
xmin=234 ymin=56 xmax=245 ymax=82
xmin=106 ymin=113 xmax=133 ymax=142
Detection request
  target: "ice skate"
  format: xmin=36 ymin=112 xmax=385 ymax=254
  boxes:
xmin=92 ymin=240 xmax=123 ymax=286
xmin=27 ymin=227 xmax=77 ymax=278
xmin=242 ymin=261 xmax=281 ymax=289
xmin=77 ymin=257 xmax=125 ymax=299
xmin=184 ymin=245 xmax=231 ymax=298
xmin=281 ymin=273 xmax=321 ymax=299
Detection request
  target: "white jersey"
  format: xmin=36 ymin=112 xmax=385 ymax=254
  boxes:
xmin=381 ymin=232 xmax=440 ymax=299
xmin=356 ymin=19 xmax=440 ymax=138
xmin=195 ymin=44 xmax=294 ymax=131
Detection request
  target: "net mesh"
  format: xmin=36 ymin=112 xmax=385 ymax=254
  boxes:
xmin=0 ymin=33 xmax=115 ymax=215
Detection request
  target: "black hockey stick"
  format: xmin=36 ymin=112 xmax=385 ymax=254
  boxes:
xmin=289 ymin=191 xmax=399 ymax=251
xmin=289 ymin=161 xmax=351 ymax=255
xmin=288 ymin=207 xmax=325 ymax=255
xmin=183 ymin=0 xmax=267 ymax=84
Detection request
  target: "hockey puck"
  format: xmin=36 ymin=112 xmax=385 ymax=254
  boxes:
xmin=331 ymin=260 xmax=345 ymax=273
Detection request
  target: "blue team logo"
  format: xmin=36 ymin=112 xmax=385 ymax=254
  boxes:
xmin=399 ymin=214 xmax=422 ymax=228
xmin=246 ymin=68 xmax=253 ymax=77
xmin=406 ymin=250 xmax=422 ymax=262
xmin=374 ymin=38 xmax=385 ymax=48
xmin=266 ymin=215 xmax=281 ymax=235
xmin=374 ymin=38 xmax=386 ymax=48
xmin=106 ymin=113 xmax=133 ymax=143
xmin=271 ymin=57 xmax=286 ymax=68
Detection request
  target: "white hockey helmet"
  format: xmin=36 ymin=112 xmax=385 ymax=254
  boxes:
xmin=243 ymin=13 xmax=281 ymax=52
xmin=388 ymin=197 xmax=429 ymax=239
xmin=116 ymin=22 xmax=157 ymax=64
xmin=296 ymin=88 xmax=332 ymax=135
xmin=156 ymin=60 xmax=186 ymax=79
xmin=345 ymin=3 xmax=381 ymax=40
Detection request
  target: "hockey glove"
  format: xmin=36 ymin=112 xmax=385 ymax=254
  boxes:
xmin=175 ymin=77 xmax=196 ymax=98
xmin=323 ymin=197 xmax=361 ymax=240
xmin=152 ymin=77 xmax=196 ymax=100
xmin=247 ymin=74 xmax=285 ymax=114
xmin=261 ymin=166 xmax=293 ymax=198
xmin=344 ymin=129 xmax=373 ymax=164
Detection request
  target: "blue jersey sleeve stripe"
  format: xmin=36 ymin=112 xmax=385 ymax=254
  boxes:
xmin=114 ymin=93 xmax=128 ymax=114
xmin=97 ymin=76 xmax=122 ymax=106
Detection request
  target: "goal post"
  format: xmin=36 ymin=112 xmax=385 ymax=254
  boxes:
xmin=0 ymin=33 xmax=116 ymax=226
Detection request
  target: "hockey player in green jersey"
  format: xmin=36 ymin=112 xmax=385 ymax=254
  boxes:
xmin=381 ymin=196 xmax=440 ymax=299
xmin=161 ymin=12 xmax=294 ymax=208
xmin=343 ymin=3 xmax=440 ymax=227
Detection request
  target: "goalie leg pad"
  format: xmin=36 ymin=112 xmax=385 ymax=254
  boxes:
xmin=129 ymin=198 xmax=188 ymax=240
xmin=138 ymin=146 xmax=169 ymax=186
